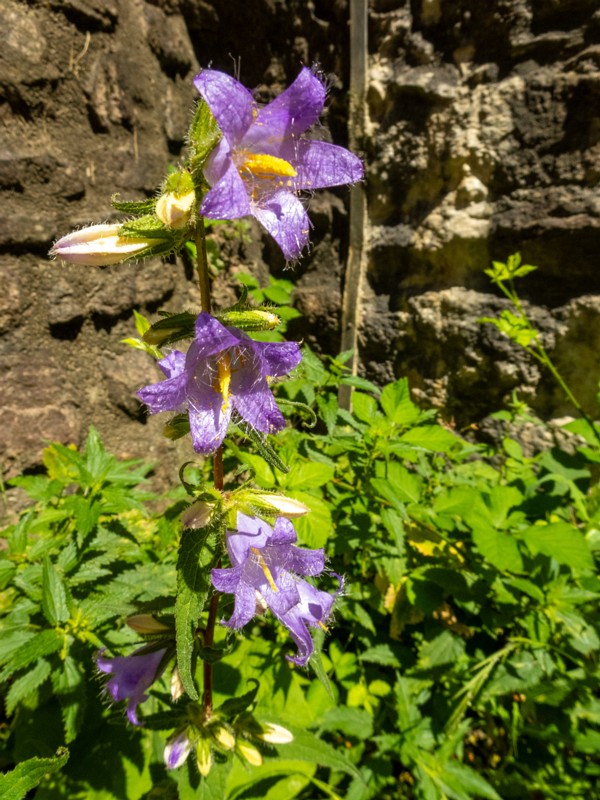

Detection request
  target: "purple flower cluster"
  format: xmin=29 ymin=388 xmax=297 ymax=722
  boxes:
xmin=212 ymin=513 xmax=341 ymax=665
xmin=137 ymin=312 xmax=301 ymax=454
xmin=194 ymin=67 xmax=363 ymax=261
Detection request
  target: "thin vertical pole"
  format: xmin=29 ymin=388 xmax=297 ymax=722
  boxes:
xmin=339 ymin=0 xmax=368 ymax=411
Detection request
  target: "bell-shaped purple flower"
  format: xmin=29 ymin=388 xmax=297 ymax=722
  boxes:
xmin=136 ymin=312 xmax=301 ymax=455
xmin=211 ymin=513 xmax=341 ymax=666
xmin=97 ymin=646 xmax=167 ymax=726
xmin=194 ymin=67 xmax=364 ymax=261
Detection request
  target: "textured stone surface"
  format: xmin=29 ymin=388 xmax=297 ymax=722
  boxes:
xmin=2 ymin=0 xmax=599 ymax=517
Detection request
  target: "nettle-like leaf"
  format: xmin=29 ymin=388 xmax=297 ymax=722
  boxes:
xmin=0 ymin=749 xmax=69 ymax=800
xmin=175 ymin=523 xmax=221 ymax=699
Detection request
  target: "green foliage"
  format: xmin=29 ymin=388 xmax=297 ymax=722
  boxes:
xmin=3 ymin=351 xmax=600 ymax=797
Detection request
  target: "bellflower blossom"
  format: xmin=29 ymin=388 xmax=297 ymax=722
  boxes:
xmin=137 ymin=313 xmax=301 ymax=454
xmin=97 ymin=646 xmax=167 ymax=726
xmin=194 ymin=67 xmax=364 ymax=261
xmin=211 ymin=513 xmax=341 ymax=666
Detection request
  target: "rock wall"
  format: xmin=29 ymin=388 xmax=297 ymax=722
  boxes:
xmin=362 ymin=0 xmax=600 ymax=424
xmin=2 ymin=0 xmax=599 ymax=511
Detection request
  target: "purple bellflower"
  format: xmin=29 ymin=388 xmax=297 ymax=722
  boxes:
xmin=194 ymin=67 xmax=364 ymax=261
xmin=137 ymin=313 xmax=301 ymax=455
xmin=211 ymin=513 xmax=341 ymax=666
xmin=97 ymin=646 xmax=167 ymax=726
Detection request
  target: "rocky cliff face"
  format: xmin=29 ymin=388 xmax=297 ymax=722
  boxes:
xmin=362 ymin=0 xmax=600 ymax=423
xmin=2 ymin=0 xmax=599 ymax=506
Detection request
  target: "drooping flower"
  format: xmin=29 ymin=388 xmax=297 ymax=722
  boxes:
xmin=50 ymin=224 xmax=166 ymax=266
xmin=137 ymin=312 xmax=301 ymax=454
xmin=211 ymin=513 xmax=340 ymax=665
xmin=96 ymin=646 xmax=168 ymax=726
xmin=194 ymin=67 xmax=364 ymax=261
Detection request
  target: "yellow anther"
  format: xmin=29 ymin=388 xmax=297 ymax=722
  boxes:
xmin=317 ymin=621 xmax=329 ymax=632
xmin=251 ymin=547 xmax=278 ymax=592
xmin=216 ymin=353 xmax=232 ymax=412
xmin=240 ymin=152 xmax=297 ymax=180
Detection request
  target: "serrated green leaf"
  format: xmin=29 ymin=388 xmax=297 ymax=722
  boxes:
xmin=319 ymin=706 xmax=374 ymax=740
xmin=0 ymin=629 xmax=63 ymax=683
xmin=471 ymin=523 xmax=523 ymax=572
xmin=53 ymin=655 xmax=86 ymax=742
xmin=189 ymin=98 xmax=221 ymax=174
xmin=380 ymin=379 xmax=420 ymax=425
xmin=417 ymin=630 xmax=466 ymax=669
xmin=111 ymin=194 xmax=157 ymax=214
xmin=5 ymin=658 xmax=51 ymax=716
xmin=399 ymin=425 xmax=462 ymax=452
xmin=41 ymin=558 xmax=70 ymax=625
xmin=522 ymin=522 xmax=594 ymax=570
xmin=176 ymin=526 xmax=220 ymax=699
xmin=273 ymin=727 xmax=361 ymax=779
xmin=0 ymin=749 xmax=69 ymax=800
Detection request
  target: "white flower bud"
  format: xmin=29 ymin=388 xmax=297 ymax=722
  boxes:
xmin=50 ymin=224 xmax=160 ymax=266
xmin=253 ymin=493 xmax=310 ymax=518
xmin=164 ymin=730 xmax=191 ymax=770
xmin=196 ymin=738 xmax=213 ymax=777
xmin=181 ymin=500 xmax=215 ymax=529
xmin=126 ymin=614 xmax=170 ymax=634
xmin=211 ymin=724 xmax=236 ymax=750
xmin=170 ymin=667 xmax=185 ymax=701
xmin=236 ymin=740 xmax=263 ymax=766
xmin=257 ymin=722 xmax=294 ymax=744
xmin=155 ymin=190 xmax=195 ymax=229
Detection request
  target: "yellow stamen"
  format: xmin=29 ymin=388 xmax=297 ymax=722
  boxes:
xmin=251 ymin=547 xmax=278 ymax=592
xmin=216 ymin=353 xmax=232 ymax=412
xmin=318 ymin=621 xmax=329 ymax=632
xmin=240 ymin=152 xmax=297 ymax=180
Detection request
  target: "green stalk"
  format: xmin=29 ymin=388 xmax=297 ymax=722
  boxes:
xmin=194 ymin=218 xmax=222 ymax=719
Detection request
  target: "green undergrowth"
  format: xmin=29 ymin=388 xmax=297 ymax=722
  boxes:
xmin=1 ymin=351 xmax=599 ymax=799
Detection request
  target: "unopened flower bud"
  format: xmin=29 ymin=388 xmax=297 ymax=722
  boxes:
xmin=217 ymin=309 xmax=281 ymax=332
xmin=170 ymin=667 xmax=185 ymax=701
xmin=164 ymin=730 xmax=191 ymax=770
xmin=181 ymin=500 xmax=215 ymax=529
xmin=156 ymin=189 xmax=196 ymax=229
xmin=253 ymin=493 xmax=309 ymax=518
xmin=211 ymin=724 xmax=236 ymax=750
xmin=126 ymin=614 xmax=171 ymax=634
xmin=50 ymin=224 xmax=162 ymax=266
xmin=196 ymin=738 xmax=213 ymax=777
xmin=236 ymin=740 xmax=263 ymax=767
xmin=257 ymin=722 xmax=294 ymax=744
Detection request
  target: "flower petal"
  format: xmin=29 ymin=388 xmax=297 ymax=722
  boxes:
xmin=190 ymin=312 xmax=241 ymax=359
xmin=252 ymin=67 xmax=326 ymax=140
xmin=280 ymin=607 xmax=315 ymax=666
xmin=284 ymin=546 xmax=325 ymax=577
xmin=270 ymin=517 xmax=298 ymax=546
xmin=188 ymin=399 xmax=231 ymax=454
xmin=96 ymin=647 xmax=167 ymax=726
xmin=286 ymin=139 xmax=364 ymax=191
xmin=137 ymin=373 xmax=187 ymax=414
xmin=200 ymin=158 xmax=252 ymax=220
xmin=252 ymin=340 xmax=302 ymax=377
xmin=194 ymin=69 xmax=255 ymax=144
xmin=220 ymin=577 xmax=258 ymax=629
xmin=252 ymin=190 xmax=310 ymax=261
xmin=211 ymin=563 xmax=243 ymax=594
xmin=233 ymin=385 xmax=286 ymax=434
xmin=158 ymin=350 xmax=186 ymax=379
xmin=227 ymin=513 xmax=272 ymax=565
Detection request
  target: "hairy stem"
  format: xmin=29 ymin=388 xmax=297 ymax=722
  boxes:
xmin=195 ymin=218 xmax=211 ymax=313
xmin=194 ymin=217 xmax=223 ymax=718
